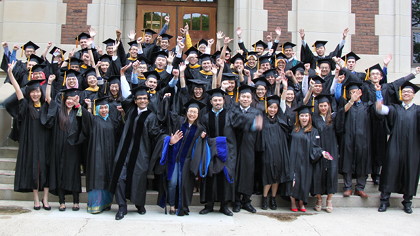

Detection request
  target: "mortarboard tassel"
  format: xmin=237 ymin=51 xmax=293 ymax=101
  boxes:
xmin=62 ymin=71 xmax=67 ymax=86
xmin=343 ymin=86 xmax=347 ymax=100
xmin=264 ymin=97 xmax=268 ymax=113
xmin=257 ymin=58 xmax=260 ymax=70
xmin=76 ymin=36 xmax=79 ymax=48
xmin=68 ymin=57 xmax=71 ymax=70
xmin=399 ymin=87 xmax=402 ymax=101
xmin=61 ymin=50 xmax=65 ymax=62
xmin=311 ymin=97 xmax=315 ymax=112
xmin=282 ymin=43 xmax=284 ymax=54
xmin=93 ymin=99 xmax=96 ymax=116
xmin=27 ymin=67 xmax=32 ymax=81
xmin=344 ymin=55 xmax=347 ymax=67
xmin=254 ymin=44 xmax=256 ymax=52
xmin=364 ymin=68 xmax=370 ymax=81
xmin=235 ymin=87 xmax=239 ymax=103
xmin=20 ymin=46 xmax=24 ymax=58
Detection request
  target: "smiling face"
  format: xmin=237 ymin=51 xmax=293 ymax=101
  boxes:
xmin=186 ymin=107 xmax=199 ymax=123
xmin=369 ymin=69 xmax=383 ymax=84
xmin=201 ymin=60 xmax=212 ymax=71
xmin=286 ymin=90 xmax=295 ymax=103
xmin=319 ymin=62 xmax=330 ymax=77
xmin=247 ymin=56 xmax=257 ymax=67
xmin=98 ymin=104 xmax=109 ymax=117
xmin=110 ymin=83 xmax=120 ymax=96
xmin=129 ymin=46 xmax=138 ymax=58
xmin=210 ymin=96 xmax=224 ymax=111
xmin=29 ymin=87 xmax=41 ymax=103
xmin=87 ymin=75 xmax=98 ymax=88
xmin=284 ymin=48 xmax=293 ymax=58
xmin=188 ymin=54 xmax=198 ymax=65
xmin=402 ymin=88 xmax=415 ymax=103
xmin=145 ymin=78 xmax=158 ymax=90
xmin=134 ymin=94 xmax=149 ymax=109
xmin=239 ymin=92 xmax=252 ymax=108
xmin=193 ymin=87 xmax=204 ymax=99
xmin=160 ymin=39 xmax=169 ymax=49
xmin=316 ymin=46 xmax=325 ymax=56
xmin=299 ymin=113 xmax=310 ymax=127
xmin=66 ymin=76 xmax=78 ymax=88
xmin=25 ymin=48 xmax=35 ymax=58
xmin=267 ymin=103 xmax=278 ymax=117
xmin=256 ymin=85 xmax=266 ymax=98
xmin=65 ymin=95 xmax=77 ymax=109
xmin=318 ymin=102 xmax=330 ymax=116
xmin=100 ymin=62 xmax=110 ymax=73
xmin=79 ymin=39 xmax=88 ymax=49
xmin=155 ymin=57 xmax=167 ymax=69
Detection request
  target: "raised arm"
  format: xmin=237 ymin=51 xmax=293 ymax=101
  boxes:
xmin=7 ymin=62 xmax=24 ymax=100
xmin=46 ymin=74 xmax=56 ymax=104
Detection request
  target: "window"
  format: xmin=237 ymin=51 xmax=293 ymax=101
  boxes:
xmin=183 ymin=13 xmax=209 ymax=31
xmin=143 ymin=12 xmax=169 ymax=30
xmin=412 ymin=0 xmax=420 ymax=65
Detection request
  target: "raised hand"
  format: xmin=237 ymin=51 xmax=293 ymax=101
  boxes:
xmin=299 ymin=29 xmax=305 ymax=40
xmin=128 ymin=30 xmax=136 ymax=41
xmin=342 ymin=28 xmax=350 ymax=39
xmin=172 ymin=69 xmax=180 ymax=77
xmin=236 ymin=27 xmax=242 ymax=38
xmin=179 ymin=62 xmax=186 ymax=72
xmin=89 ymin=27 xmax=97 ymax=38
xmin=167 ymin=51 xmax=175 ymax=64
xmin=217 ymin=31 xmax=225 ymax=40
xmin=120 ymin=63 xmax=132 ymax=75
xmin=164 ymin=15 xmax=170 ymax=24
xmin=208 ymin=38 xmax=215 ymax=46
xmin=116 ymin=29 xmax=122 ymax=41
xmin=170 ymin=130 xmax=184 ymax=145
xmin=1 ymin=42 xmax=8 ymax=48
xmin=224 ymin=37 xmax=233 ymax=45
xmin=383 ymin=54 xmax=392 ymax=67
xmin=275 ymin=26 xmax=282 ymax=36
xmin=48 ymin=74 xmax=56 ymax=84
xmin=47 ymin=42 xmax=52 ymax=49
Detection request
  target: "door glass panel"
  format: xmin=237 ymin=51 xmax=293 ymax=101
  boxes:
xmin=191 ymin=13 xmax=201 ymax=30
xmin=202 ymin=14 xmax=209 ymax=31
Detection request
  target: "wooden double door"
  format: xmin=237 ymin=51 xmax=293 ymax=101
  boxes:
xmin=136 ymin=0 xmax=217 ymax=49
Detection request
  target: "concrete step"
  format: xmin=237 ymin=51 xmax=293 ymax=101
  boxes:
xmin=0 ymin=183 xmax=418 ymax=209
xmin=0 ymin=146 xmax=18 ymax=159
xmin=0 ymin=170 xmax=14 ymax=184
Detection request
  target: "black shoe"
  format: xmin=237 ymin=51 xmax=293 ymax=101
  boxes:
xmin=169 ymin=209 xmax=176 ymax=215
xmin=41 ymin=199 xmax=51 ymax=211
xmin=199 ymin=207 xmax=214 ymax=215
xmin=219 ymin=206 xmax=233 ymax=216
xmin=373 ymin=176 xmax=380 ymax=185
xmin=403 ymin=206 xmax=413 ymax=214
xmin=33 ymin=205 xmax=41 ymax=210
xmin=261 ymin=197 xmax=268 ymax=210
xmin=137 ymin=206 xmax=146 ymax=215
xmin=242 ymin=203 xmax=256 ymax=213
xmin=232 ymin=204 xmax=241 ymax=213
xmin=270 ymin=196 xmax=277 ymax=210
xmin=115 ymin=210 xmax=126 ymax=220
xmin=378 ymin=203 xmax=389 ymax=212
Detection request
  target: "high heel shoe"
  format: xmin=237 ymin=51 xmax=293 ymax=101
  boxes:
xmin=314 ymin=200 xmax=322 ymax=212
xmin=325 ymin=200 xmax=333 ymax=213
xmin=42 ymin=199 xmax=51 ymax=211
xmin=33 ymin=205 xmax=41 ymax=210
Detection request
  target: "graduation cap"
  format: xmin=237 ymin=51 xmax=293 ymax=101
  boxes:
xmin=61 ymin=88 xmax=80 ymax=98
xmin=252 ymin=40 xmax=268 ymax=50
xmin=66 ymin=69 xmax=80 ymax=78
xmin=28 ymin=54 xmax=44 ymax=64
xmin=229 ymin=53 xmax=247 ymax=64
xmin=274 ymin=52 xmax=287 ymax=60
xmin=75 ymin=32 xmax=91 ymax=47
xmin=310 ymin=75 xmax=325 ymax=84
xmin=25 ymin=79 xmax=44 ymax=88
xmin=128 ymin=40 xmax=140 ymax=48
xmin=206 ymin=88 xmax=227 ymax=98
xmin=159 ymin=33 xmax=173 ymax=40
xmin=189 ymin=79 xmax=207 ymax=89
xmin=293 ymin=105 xmax=313 ymax=115
xmin=21 ymin=41 xmax=40 ymax=51
xmin=142 ymin=29 xmax=157 ymax=35
xmin=185 ymin=47 xmax=200 ymax=56
xmin=66 ymin=57 xmax=84 ymax=67
xmin=312 ymin=40 xmax=328 ymax=48
xmin=315 ymin=94 xmax=333 ymax=104
xmin=246 ymin=51 xmax=259 ymax=59
xmin=317 ymin=58 xmax=332 ymax=68
xmin=197 ymin=39 xmax=208 ymax=47
xmin=258 ymin=55 xmax=272 ymax=69
xmin=398 ymin=81 xmax=420 ymax=100
xmin=289 ymin=62 xmax=305 ymax=74
xmin=99 ymin=54 xmax=113 ymax=63
xmin=263 ymin=69 xmax=277 ymax=78
xmin=267 ymin=95 xmax=281 ymax=105
xmin=212 ymin=51 xmax=222 ymax=60
xmin=346 ymin=80 xmax=362 ymax=91
xmin=184 ymin=99 xmax=206 ymax=111
xmin=364 ymin=63 xmax=384 ymax=81
xmin=253 ymin=77 xmax=269 ymax=88
xmin=199 ymin=53 xmax=212 ymax=62
xmin=49 ymin=46 xmax=66 ymax=57
xmin=143 ymin=71 xmax=160 ymax=81
xmin=341 ymin=51 xmax=360 ymax=62
xmin=108 ymin=75 xmax=120 ymax=85
xmin=238 ymin=84 xmax=256 ymax=94
xmin=221 ymin=73 xmax=239 ymax=81
xmin=282 ymin=42 xmax=296 ymax=50
xmin=82 ymin=67 xmax=96 ymax=78
xmin=137 ymin=55 xmax=152 ymax=65
xmin=102 ymin=38 xmax=116 ymax=47
xmin=92 ymin=96 xmax=111 ymax=115
xmin=131 ymin=85 xmax=150 ymax=97
xmin=31 ymin=64 xmax=46 ymax=73
xmin=153 ymin=51 xmax=168 ymax=59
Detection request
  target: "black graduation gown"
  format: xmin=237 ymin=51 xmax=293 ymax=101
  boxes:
xmin=13 ymin=99 xmax=50 ymax=192
xmin=311 ymin=111 xmax=343 ymax=195
xmin=229 ymin=105 xmax=261 ymax=196
xmin=340 ymin=101 xmax=378 ymax=176
xmin=41 ymin=101 xmax=83 ymax=195
xmin=379 ymin=104 xmax=420 ymax=196
xmin=300 ymin=43 xmax=343 ymax=69
xmin=261 ymin=115 xmax=291 ymax=187
xmin=109 ymin=98 xmax=162 ymax=207
xmin=199 ymin=108 xmax=237 ymax=204
xmin=80 ymin=107 xmax=121 ymax=192
xmin=289 ymin=128 xmax=323 ymax=203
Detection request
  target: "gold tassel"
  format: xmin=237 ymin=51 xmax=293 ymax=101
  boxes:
xmin=76 ymin=36 xmax=79 ymax=48
xmin=62 ymin=71 xmax=67 ymax=86
xmin=344 ymin=55 xmax=347 ymax=67
xmin=343 ymin=86 xmax=347 ymax=100
xmin=61 ymin=49 xmax=65 ymax=62
xmin=282 ymin=43 xmax=284 ymax=54
xmin=254 ymin=44 xmax=256 ymax=52
xmin=264 ymin=97 xmax=268 ymax=113
xmin=20 ymin=46 xmax=24 ymax=58
xmin=235 ymin=87 xmax=239 ymax=103
xmin=257 ymin=58 xmax=260 ymax=70
xmin=93 ymin=100 xmax=96 ymax=116
xmin=399 ymin=87 xmax=402 ymax=101
xmin=364 ymin=68 xmax=370 ymax=81
xmin=68 ymin=58 xmax=71 ymax=70
xmin=27 ymin=67 xmax=32 ymax=81
xmin=311 ymin=96 xmax=315 ymax=112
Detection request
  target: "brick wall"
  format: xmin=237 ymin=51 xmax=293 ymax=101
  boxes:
xmin=61 ymin=0 xmax=93 ymax=45
xmin=263 ymin=0 xmax=293 ymax=50
xmin=351 ymin=0 xmax=379 ymax=54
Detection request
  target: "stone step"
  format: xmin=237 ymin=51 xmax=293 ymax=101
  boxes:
xmin=0 ymin=170 xmax=14 ymax=184
xmin=0 ymin=157 xmax=16 ymax=171
xmin=0 ymin=146 xmax=18 ymax=159
xmin=0 ymin=183 xmax=418 ymax=209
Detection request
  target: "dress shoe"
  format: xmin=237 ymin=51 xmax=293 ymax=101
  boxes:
xmin=403 ymin=206 xmax=413 ymax=214
xmin=299 ymin=208 xmax=307 ymax=212
xmin=343 ymin=189 xmax=353 ymax=197
xmin=41 ymin=199 xmax=51 ymax=211
xmin=232 ymin=204 xmax=241 ymax=213
xmin=115 ymin=210 xmax=126 ymax=220
xmin=378 ymin=203 xmax=389 ymax=212
xmin=242 ymin=203 xmax=256 ymax=213
xmin=219 ymin=206 xmax=233 ymax=216
xmin=269 ymin=196 xmax=277 ymax=210
xmin=33 ymin=205 xmax=41 ymax=210
xmin=261 ymin=197 xmax=268 ymax=210
xmin=373 ymin=176 xmax=380 ymax=185
xmin=137 ymin=206 xmax=146 ymax=215
xmin=199 ymin=207 xmax=214 ymax=215
xmin=354 ymin=190 xmax=368 ymax=198
xmin=169 ymin=209 xmax=176 ymax=215
xmin=290 ymin=208 xmax=298 ymax=212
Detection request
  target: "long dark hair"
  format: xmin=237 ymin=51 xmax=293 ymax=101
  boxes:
xmin=25 ymin=85 xmax=44 ymax=119
xmin=58 ymin=93 xmax=71 ymax=131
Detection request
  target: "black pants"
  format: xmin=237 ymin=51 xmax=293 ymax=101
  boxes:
xmin=115 ymin=166 xmax=128 ymax=211
xmin=58 ymin=189 xmax=79 ymax=204
xmin=343 ymin=173 xmax=367 ymax=191
xmin=234 ymin=193 xmax=251 ymax=206
xmin=380 ymin=192 xmax=413 ymax=206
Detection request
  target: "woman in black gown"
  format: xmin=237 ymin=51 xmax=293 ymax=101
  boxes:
xmin=7 ymin=62 xmax=51 ymax=210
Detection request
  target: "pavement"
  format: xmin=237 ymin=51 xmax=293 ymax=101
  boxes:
xmin=0 ymin=200 xmax=419 ymax=236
